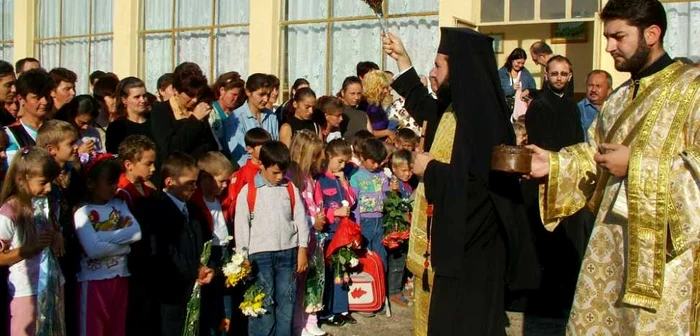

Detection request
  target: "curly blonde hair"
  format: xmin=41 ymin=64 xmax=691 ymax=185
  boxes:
xmin=362 ymin=70 xmax=389 ymax=105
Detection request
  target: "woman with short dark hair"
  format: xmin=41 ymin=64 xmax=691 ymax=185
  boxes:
xmin=150 ymin=62 xmax=218 ymax=184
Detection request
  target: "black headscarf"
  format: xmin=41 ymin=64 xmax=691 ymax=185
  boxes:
xmin=439 ymin=28 xmax=516 ymax=186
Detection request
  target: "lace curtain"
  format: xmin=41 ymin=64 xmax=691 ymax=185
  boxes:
xmin=142 ymin=0 xmax=250 ymax=92
xmin=36 ymin=0 xmax=113 ymax=94
xmin=664 ymin=1 xmax=700 ymax=62
xmin=286 ymin=0 xmax=439 ymax=95
xmin=0 ymin=0 xmax=13 ymax=62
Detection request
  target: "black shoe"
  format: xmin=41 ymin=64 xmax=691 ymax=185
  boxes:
xmin=321 ymin=315 xmax=346 ymax=327
xmin=341 ymin=314 xmax=357 ymax=324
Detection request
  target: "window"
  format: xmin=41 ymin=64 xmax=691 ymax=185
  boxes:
xmin=0 ymin=0 xmax=13 ymax=62
xmin=663 ymin=1 xmax=700 ymax=62
xmin=281 ymin=0 xmax=439 ymax=95
xmin=35 ymin=0 xmax=114 ymax=93
xmin=481 ymin=0 xmax=598 ymax=24
xmin=139 ymin=0 xmax=250 ymax=92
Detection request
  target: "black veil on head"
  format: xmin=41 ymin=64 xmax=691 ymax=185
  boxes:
xmin=438 ymin=27 xmax=515 ymax=185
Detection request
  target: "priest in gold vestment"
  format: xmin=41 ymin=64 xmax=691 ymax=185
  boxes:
xmin=528 ymin=1 xmax=700 ymax=334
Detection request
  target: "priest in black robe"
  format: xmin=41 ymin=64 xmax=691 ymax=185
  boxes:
xmin=384 ymin=28 xmax=539 ymax=335
xmin=522 ymin=55 xmax=594 ymax=316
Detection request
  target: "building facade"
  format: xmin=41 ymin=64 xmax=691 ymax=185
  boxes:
xmin=0 ymin=0 xmax=697 ymax=95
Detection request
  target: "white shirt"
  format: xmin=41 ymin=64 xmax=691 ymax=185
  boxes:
xmin=204 ymin=198 xmax=229 ymax=246
xmin=0 ymin=198 xmax=64 ymax=297
xmin=73 ymin=199 xmax=142 ymax=282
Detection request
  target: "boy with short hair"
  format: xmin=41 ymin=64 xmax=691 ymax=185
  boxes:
xmin=117 ymin=135 xmax=158 ymax=336
xmin=5 ymin=68 xmax=55 ymax=164
xmin=191 ymin=151 xmax=236 ymax=336
xmin=149 ymin=152 xmax=215 ymax=336
xmin=234 ymin=141 xmax=309 ymax=336
xmin=48 ymin=67 xmax=77 ymax=114
xmin=223 ymin=127 xmax=272 ymax=221
xmin=116 ymin=135 xmax=157 ymax=210
xmin=36 ymin=119 xmax=82 ymax=336
xmin=386 ymin=149 xmax=415 ymax=307
xmin=349 ymin=138 xmax=390 ymax=271
xmin=395 ymin=128 xmax=419 ymax=151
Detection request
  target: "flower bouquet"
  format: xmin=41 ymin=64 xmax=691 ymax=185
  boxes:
xmin=329 ymin=247 xmax=360 ymax=287
xmin=222 ymin=250 xmax=251 ymax=288
xmin=304 ymin=232 xmax=327 ymax=313
xmin=381 ymin=190 xmax=412 ymax=249
xmin=240 ymin=283 xmax=267 ymax=317
xmin=325 ymin=218 xmax=363 ymax=287
xmin=35 ymin=197 xmax=65 ymax=336
xmin=182 ymin=240 xmax=213 ymax=336
xmin=361 ymin=0 xmax=387 ymax=33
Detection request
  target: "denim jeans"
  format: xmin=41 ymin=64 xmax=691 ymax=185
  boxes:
xmin=248 ymin=248 xmax=298 ymax=336
xmin=360 ymin=217 xmax=387 ymax=271
xmin=387 ymin=244 xmax=408 ymax=295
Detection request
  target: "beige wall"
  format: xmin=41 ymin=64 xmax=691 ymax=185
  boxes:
xmin=481 ymin=22 xmax=595 ymax=94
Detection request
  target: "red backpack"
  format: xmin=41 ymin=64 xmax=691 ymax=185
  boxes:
xmin=246 ymin=179 xmax=296 ymax=221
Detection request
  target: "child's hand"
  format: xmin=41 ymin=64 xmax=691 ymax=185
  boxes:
xmin=390 ymin=179 xmax=399 ymax=191
xmin=333 ymin=206 xmax=350 ymax=217
xmin=296 ymin=248 xmax=308 ymax=273
xmin=197 ymin=266 xmax=215 ymax=285
xmin=313 ymin=213 xmax=326 ymax=230
xmin=20 ymin=231 xmax=53 ymax=258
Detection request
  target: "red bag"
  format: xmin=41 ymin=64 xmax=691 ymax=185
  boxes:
xmin=348 ymin=250 xmax=386 ymax=312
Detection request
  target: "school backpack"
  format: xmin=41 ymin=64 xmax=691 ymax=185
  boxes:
xmin=245 ymin=179 xmax=296 ymax=221
xmin=348 ymin=249 xmax=387 ymax=313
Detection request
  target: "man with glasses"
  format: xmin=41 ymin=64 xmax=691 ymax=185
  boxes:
xmin=523 ymin=55 xmax=591 ymax=317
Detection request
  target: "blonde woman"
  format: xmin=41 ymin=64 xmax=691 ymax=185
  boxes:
xmin=358 ymin=70 xmax=396 ymax=141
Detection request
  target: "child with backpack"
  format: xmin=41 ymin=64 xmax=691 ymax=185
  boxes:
xmin=234 ymin=141 xmax=309 ymax=336
xmin=314 ymin=139 xmax=357 ymax=327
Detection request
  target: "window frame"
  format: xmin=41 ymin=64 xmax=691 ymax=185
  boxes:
xmin=33 ymin=0 xmax=114 ymax=73
xmin=137 ymin=0 xmax=251 ymax=84
xmin=279 ymin=0 xmax=439 ymax=95
xmin=477 ymin=0 xmax=601 ymax=26
xmin=0 ymin=0 xmax=12 ymax=56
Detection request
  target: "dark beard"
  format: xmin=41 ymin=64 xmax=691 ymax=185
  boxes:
xmin=548 ymin=82 xmax=567 ymax=95
xmin=614 ymin=37 xmax=651 ymax=74
xmin=435 ymin=80 xmax=452 ymax=106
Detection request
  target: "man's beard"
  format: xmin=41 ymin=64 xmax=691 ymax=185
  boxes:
xmin=614 ymin=37 xmax=651 ymax=74
xmin=435 ymin=79 xmax=451 ymax=106
xmin=548 ymin=81 xmax=567 ymax=95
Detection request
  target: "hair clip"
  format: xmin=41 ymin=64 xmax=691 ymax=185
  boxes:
xmin=20 ymin=147 xmax=30 ymax=156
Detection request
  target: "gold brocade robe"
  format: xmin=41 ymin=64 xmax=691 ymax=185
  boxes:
xmin=407 ymin=109 xmax=456 ymax=336
xmin=540 ymin=62 xmax=700 ymax=335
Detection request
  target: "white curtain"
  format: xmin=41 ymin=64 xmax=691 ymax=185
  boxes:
xmin=664 ymin=2 xmax=700 ymax=62
xmin=0 ymin=0 xmax=13 ymax=62
xmin=285 ymin=0 xmax=439 ymax=95
xmin=36 ymin=0 xmax=112 ymax=94
xmin=143 ymin=0 xmax=250 ymax=90
xmin=384 ymin=16 xmax=439 ymax=83
xmin=215 ymin=0 xmax=250 ymax=78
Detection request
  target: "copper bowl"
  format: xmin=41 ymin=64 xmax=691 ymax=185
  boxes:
xmin=491 ymin=145 xmax=532 ymax=174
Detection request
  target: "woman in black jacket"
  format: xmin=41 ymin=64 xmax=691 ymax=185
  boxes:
xmin=150 ymin=62 xmax=218 ymax=185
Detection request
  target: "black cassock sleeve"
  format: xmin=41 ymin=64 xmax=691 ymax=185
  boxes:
xmin=524 ymin=100 xmax=552 ymax=149
xmin=392 ymin=67 xmax=444 ymax=150
xmin=422 ymin=160 xmax=450 ymax=205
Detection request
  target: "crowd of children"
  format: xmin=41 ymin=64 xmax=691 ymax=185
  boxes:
xmin=0 ymin=92 xmax=420 ymax=336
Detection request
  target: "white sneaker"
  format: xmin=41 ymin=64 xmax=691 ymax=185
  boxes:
xmin=303 ymin=325 xmax=327 ymax=336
